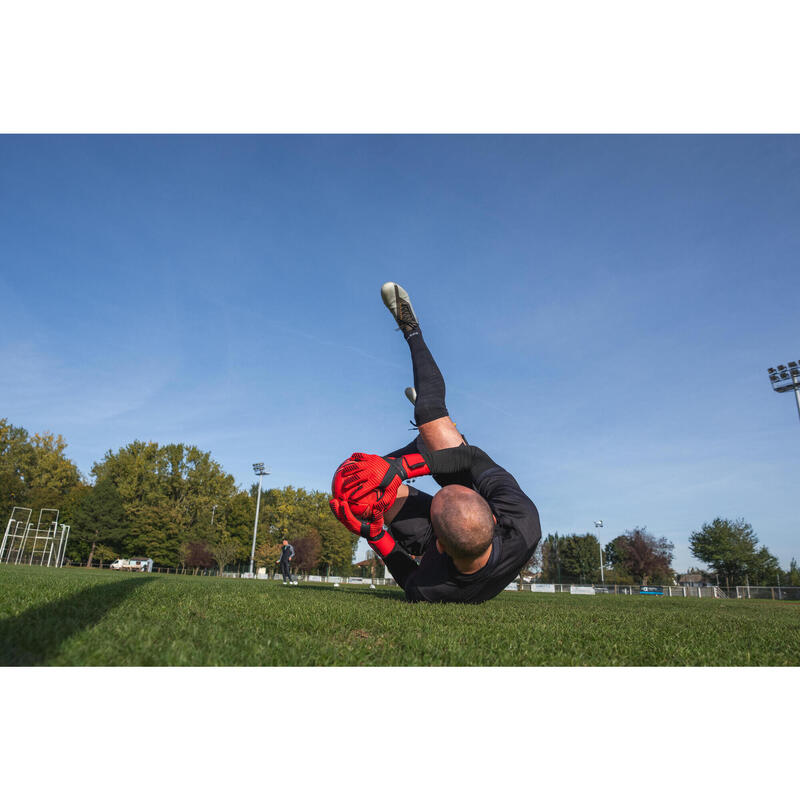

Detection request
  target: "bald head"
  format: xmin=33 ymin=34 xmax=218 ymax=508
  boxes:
xmin=430 ymin=484 xmax=495 ymax=560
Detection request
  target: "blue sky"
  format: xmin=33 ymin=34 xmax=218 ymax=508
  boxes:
xmin=1 ymin=134 xmax=798 ymax=570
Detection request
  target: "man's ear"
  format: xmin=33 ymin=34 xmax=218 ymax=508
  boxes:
xmin=435 ymin=538 xmax=445 ymax=554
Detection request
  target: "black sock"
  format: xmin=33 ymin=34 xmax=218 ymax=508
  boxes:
xmin=405 ymin=329 xmax=448 ymax=426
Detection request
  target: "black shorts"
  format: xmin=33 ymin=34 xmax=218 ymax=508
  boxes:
xmin=387 ymin=486 xmax=435 ymax=556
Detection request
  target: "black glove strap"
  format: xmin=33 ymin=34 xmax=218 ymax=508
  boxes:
xmin=377 ymin=458 xmax=405 ymax=489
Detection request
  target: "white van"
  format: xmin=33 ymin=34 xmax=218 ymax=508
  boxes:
xmin=110 ymin=558 xmax=153 ymax=572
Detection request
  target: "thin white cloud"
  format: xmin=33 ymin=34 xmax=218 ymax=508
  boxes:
xmin=0 ymin=340 xmax=172 ymax=427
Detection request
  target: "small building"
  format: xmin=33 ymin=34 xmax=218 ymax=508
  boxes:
xmin=677 ymin=572 xmax=710 ymax=587
xmin=352 ymin=556 xmax=382 ymax=580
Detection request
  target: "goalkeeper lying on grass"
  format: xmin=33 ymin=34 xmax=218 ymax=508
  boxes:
xmin=330 ymin=283 xmax=541 ymax=604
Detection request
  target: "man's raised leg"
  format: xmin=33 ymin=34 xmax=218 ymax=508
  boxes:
xmin=381 ymin=281 xmax=468 ymax=485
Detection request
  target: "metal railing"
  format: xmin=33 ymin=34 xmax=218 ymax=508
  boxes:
xmin=733 ymin=585 xmax=800 ymax=601
xmin=517 ymin=582 xmax=797 ymax=599
xmin=45 ymin=563 xmax=800 ymax=600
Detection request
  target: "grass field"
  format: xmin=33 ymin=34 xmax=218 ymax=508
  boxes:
xmin=1 ymin=564 xmax=799 ymax=666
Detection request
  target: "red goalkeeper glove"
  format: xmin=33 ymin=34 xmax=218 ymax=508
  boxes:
xmin=331 ymin=452 xmax=431 ymax=517
xmin=328 ymin=497 xmax=397 ymax=558
xmin=331 ymin=457 xmax=371 ymax=500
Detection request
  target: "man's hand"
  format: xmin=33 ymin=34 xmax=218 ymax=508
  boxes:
xmin=332 ymin=452 xmax=430 ymax=517
xmin=329 ymin=497 xmax=397 ymax=558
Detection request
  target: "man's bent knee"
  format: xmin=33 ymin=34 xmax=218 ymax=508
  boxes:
xmin=418 ymin=416 xmax=465 ymax=452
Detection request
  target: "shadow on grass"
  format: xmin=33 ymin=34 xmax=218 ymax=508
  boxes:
xmin=0 ymin=576 xmax=155 ymax=666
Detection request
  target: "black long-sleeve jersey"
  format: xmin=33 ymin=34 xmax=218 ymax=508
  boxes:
xmin=383 ymin=444 xmax=541 ymax=604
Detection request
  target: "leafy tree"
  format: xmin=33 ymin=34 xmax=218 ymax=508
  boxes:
xmin=311 ymin=490 xmax=356 ymax=574
xmin=26 ymin=432 xmax=84 ymax=511
xmin=184 ymin=541 xmax=215 ymax=574
xmin=601 ymin=538 xmax=633 ymax=583
xmin=747 ymin=546 xmax=780 ymax=585
xmin=690 ymin=517 xmax=777 ymax=588
xmin=94 ymin=544 xmax=116 ymax=568
xmin=70 ymin=479 xmax=127 ymax=567
xmin=292 ymin=531 xmax=322 ymax=576
xmin=211 ymin=530 xmax=244 ymax=575
xmin=125 ymin=501 xmax=185 ymax=565
xmin=605 ymin=528 xmax=674 ymax=585
xmin=257 ymin=485 xmax=311 ymax=542
xmin=178 ymin=541 xmax=191 ymax=571
xmin=221 ymin=489 xmax=260 ymax=556
xmin=0 ymin=419 xmax=32 ymax=518
xmin=0 ymin=419 xmax=85 ymax=523
xmin=61 ymin=483 xmax=92 ymax=538
xmin=254 ymin=538 xmax=281 ymax=576
xmin=540 ymin=533 xmax=563 ymax=582
xmin=603 ymin=538 xmax=625 ymax=572
xmin=559 ymin=534 xmax=601 ymax=583
xmin=787 ymin=558 xmax=800 ymax=587
xmin=91 ymin=440 xmax=239 ymax=566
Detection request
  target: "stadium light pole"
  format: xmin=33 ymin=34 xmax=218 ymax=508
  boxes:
xmin=595 ymin=520 xmax=604 ymax=582
xmin=767 ymin=359 xmax=800 ymax=425
xmin=250 ymin=463 xmax=271 ymax=577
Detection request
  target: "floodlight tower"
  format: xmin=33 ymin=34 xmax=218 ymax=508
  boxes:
xmin=594 ymin=520 xmax=604 ymax=582
xmin=767 ymin=360 xmax=800 ymax=424
xmin=249 ymin=463 xmax=271 ymax=577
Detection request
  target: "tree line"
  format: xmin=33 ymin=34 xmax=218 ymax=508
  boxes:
xmin=531 ymin=528 xmax=676 ymax=585
xmin=2 ymin=417 xmax=797 ymax=585
xmin=0 ymin=418 xmax=355 ymax=575
xmin=528 ymin=521 xmax=797 ymax=588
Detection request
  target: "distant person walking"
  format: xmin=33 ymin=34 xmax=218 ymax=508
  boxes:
xmin=277 ymin=539 xmax=297 ymax=585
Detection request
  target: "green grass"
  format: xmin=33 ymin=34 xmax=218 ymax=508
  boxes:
xmin=1 ymin=564 xmax=799 ymax=666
